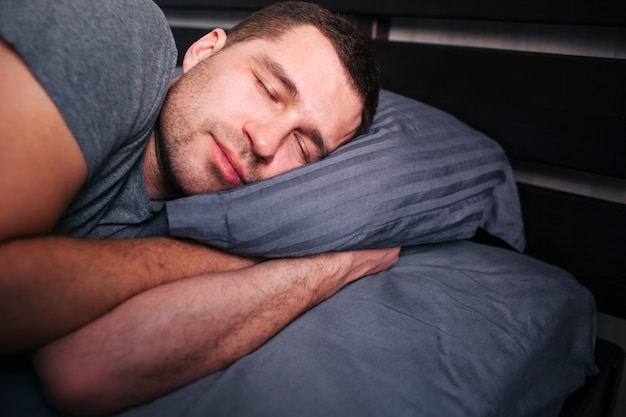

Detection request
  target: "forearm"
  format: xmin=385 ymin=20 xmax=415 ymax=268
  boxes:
xmin=34 ymin=248 xmax=399 ymax=417
xmin=0 ymin=236 xmax=256 ymax=354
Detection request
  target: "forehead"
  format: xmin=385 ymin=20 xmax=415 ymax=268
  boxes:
xmin=230 ymin=25 xmax=363 ymax=150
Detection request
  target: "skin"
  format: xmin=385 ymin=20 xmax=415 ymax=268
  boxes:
xmin=1 ymin=24 xmax=399 ymax=416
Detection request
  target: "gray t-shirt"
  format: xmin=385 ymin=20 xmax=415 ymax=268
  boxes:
xmin=0 ymin=0 xmax=177 ymax=239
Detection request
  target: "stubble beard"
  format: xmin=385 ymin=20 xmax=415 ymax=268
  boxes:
xmin=152 ymin=118 xmax=190 ymax=199
xmin=154 ymin=112 xmax=262 ymax=198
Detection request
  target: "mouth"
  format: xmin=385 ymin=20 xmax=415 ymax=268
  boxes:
xmin=213 ymin=138 xmax=245 ymax=187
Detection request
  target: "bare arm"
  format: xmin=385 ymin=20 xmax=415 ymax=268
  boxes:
xmin=0 ymin=237 xmax=256 ymax=354
xmin=0 ymin=39 xmax=256 ymax=354
xmin=34 ymin=247 xmax=400 ymax=417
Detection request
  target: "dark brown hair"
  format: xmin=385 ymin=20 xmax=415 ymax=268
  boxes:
xmin=225 ymin=1 xmax=379 ymax=137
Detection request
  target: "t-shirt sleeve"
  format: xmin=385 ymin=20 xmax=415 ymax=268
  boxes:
xmin=0 ymin=0 xmax=177 ymax=178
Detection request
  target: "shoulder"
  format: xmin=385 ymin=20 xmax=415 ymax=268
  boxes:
xmin=0 ymin=39 xmax=88 ymax=240
xmin=1 ymin=0 xmax=177 ymax=174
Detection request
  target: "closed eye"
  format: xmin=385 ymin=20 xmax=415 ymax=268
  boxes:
xmin=295 ymin=133 xmax=311 ymax=163
xmin=256 ymin=78 xmax=278 ymax=103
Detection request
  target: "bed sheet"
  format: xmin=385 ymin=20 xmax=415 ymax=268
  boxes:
xmin=0 ymin=241 xmax=597 ymax=417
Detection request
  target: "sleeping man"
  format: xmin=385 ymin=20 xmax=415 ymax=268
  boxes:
xmin=0 ymin=0 xmax=399 ymax=415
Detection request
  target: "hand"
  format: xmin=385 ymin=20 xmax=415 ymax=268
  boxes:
xmin=339 ymin=246 xmax=401 ymax=281
xmin=307 ymin=247 xmax=401 ymax=293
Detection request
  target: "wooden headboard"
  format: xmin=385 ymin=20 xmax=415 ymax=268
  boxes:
xmin=155 ymin=0 xmax=626 ymax=320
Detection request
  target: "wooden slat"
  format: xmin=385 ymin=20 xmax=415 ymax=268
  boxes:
xmin=518 ymin=184 xmax=626 ymax=319
xmin=369 ymin=40 xmax=626 ymax=179
xmin=155 ymin=0 xmax=626 ymax=26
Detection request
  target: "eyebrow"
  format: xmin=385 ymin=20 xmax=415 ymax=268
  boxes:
xmin=255 ymin=54 xmax=299 ymax=102
xmin=254 ymin=54 xmax=328 ymax=158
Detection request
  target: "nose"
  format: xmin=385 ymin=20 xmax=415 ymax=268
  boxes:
xmin=244 ymin=118 xmax=291 ymax=163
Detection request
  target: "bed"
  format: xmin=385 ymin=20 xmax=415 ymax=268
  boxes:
xmin=2 ymin=0 xmax=625 ymax=416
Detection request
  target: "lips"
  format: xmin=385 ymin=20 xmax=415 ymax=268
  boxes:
xmin=213 ymin=138 xmax=244 ymax=186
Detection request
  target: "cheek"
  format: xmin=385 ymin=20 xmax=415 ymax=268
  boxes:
xmin=214 ymin=84 xmax=267 ymax=124
xmin=179 ymin=68 xmax=255 ymax=125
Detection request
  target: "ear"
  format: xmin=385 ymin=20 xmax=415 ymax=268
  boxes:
xmin=181 ymin=28 xmax=228 ymax=73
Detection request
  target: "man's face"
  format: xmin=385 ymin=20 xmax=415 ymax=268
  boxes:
xmin=155 ymin=25 xmax=363 ymax=196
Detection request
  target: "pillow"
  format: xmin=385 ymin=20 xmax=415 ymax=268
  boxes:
xmin=166 ymin=90 xmax=525 ymax=257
